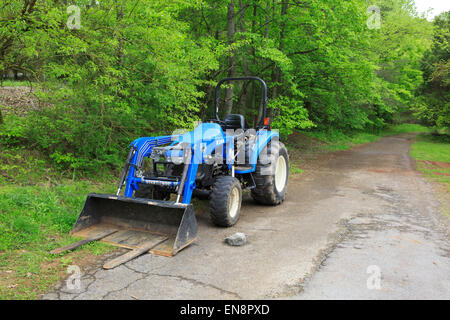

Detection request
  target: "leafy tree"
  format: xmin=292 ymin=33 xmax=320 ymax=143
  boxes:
xmin=415 ymin=11 xmax=449 ymax=130
xmin=1 ymin=0 xmax=219 ymax=172
xmin=0 ymin=0 xmax=440 ymax=174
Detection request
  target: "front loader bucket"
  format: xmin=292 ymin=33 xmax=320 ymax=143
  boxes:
xmin=70 ymin=193 xmax=197 ymax=257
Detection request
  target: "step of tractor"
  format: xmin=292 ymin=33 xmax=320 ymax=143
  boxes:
xmin=234 ymin=165 xmax=253 ymax=171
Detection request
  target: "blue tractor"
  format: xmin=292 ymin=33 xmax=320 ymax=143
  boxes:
xmin=52 ymin=77 xmax=289 ymax=268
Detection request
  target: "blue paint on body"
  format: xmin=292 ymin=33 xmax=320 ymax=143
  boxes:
xmin=123 ymin=123 xmax=279 ymax=204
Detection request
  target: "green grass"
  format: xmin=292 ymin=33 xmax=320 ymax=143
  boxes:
xmin=303 ymin=124 xmax=431 ymax=152
xmin=0 ymin=80 xmax=34 ymax=87
xmin=0 ymin=181 xmax=116 ymax=299
xmin=290 ymin=165 xmax=304 ymax=176
xmin=301 ymin=130 xmax=377 ymax=151
xmin=384 ymin=123 xmax=432 ymax=135
xmin=410 ymin=133 xmax=450 ymax=188
xmin=0 ymin=147 xmax=60 ymax=185
xmin=411 ymin=134 xmax=450 ymax=163
xmin=290 ymin=167 xmax=304 ymax=174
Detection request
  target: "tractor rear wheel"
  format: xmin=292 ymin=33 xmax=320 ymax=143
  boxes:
xmin=251 ymin=141 xmax=289 ymax=205
xmin=210 ymin=176 xmax=242 ymax=227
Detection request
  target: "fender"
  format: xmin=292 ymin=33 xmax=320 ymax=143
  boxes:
xmin=234 ymin=129 xmax=279 ymax=174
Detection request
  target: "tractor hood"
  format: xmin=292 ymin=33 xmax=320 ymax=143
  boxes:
xmin=175 ymin=122 xmax=225 ymax=145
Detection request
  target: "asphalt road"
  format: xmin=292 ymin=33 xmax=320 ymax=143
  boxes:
xmin=43 ymin=133 xmax=449 ymax=300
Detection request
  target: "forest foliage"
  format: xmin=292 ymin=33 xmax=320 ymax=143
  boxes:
xmin=0 ymin=0 xmax=447 ymax=174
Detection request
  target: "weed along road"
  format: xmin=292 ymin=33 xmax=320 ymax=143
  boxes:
xmin=44 ymin=133 xmax=449 ymax=300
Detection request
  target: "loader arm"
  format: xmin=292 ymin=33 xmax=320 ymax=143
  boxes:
xmin=122 ymin=134 xmax=182 ymax=198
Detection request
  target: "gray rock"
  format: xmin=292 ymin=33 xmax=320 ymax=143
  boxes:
xmin=225 ymin=232 xmax=247 ymax=246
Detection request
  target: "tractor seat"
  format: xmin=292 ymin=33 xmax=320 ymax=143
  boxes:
xmin=224 ymin=114 xmax=248 ymax=131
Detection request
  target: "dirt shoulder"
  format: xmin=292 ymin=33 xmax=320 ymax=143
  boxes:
xmin=0 ymin=86 xmax=40 ymax=116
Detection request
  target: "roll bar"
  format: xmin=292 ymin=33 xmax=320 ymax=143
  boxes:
xmin=214 ymin=76 xmax=268 ymax=128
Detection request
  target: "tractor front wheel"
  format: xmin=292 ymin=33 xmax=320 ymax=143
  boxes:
xmin=210 ymin=176 xmax=242 ymax=227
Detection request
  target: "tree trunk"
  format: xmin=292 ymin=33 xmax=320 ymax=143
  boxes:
xmin=238 ymin=0 xmax=249 ymax=115
xmin=270 ymin=1 xmax=288 ymax=118
xmin=224 ymin=0 xmax=236 ymax=116
xmin=255 ymin=0 xmax=272 ymax=125
xmin=264 ymin=0 xmax=270 ymax=39
xmin=252 ymin=82 xmax=258 ymax=127
xmin=116 ymin=3 xmax=124 ymax=66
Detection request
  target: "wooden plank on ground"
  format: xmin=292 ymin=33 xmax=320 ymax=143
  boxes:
xmin=103 ymin=236 xmax=168 ymax=270
xmin=50 ymin=229 xmax=118 ymax=254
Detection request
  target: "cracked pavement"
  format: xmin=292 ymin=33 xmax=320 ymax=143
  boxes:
xmin=43 ymin=134 xmax=449 ymax=300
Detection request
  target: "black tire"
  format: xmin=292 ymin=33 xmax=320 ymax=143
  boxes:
xmin=209 ymin=176 xmax=242 ymax=227
xmin=251 ymin=141 xmax=289 ymax=205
